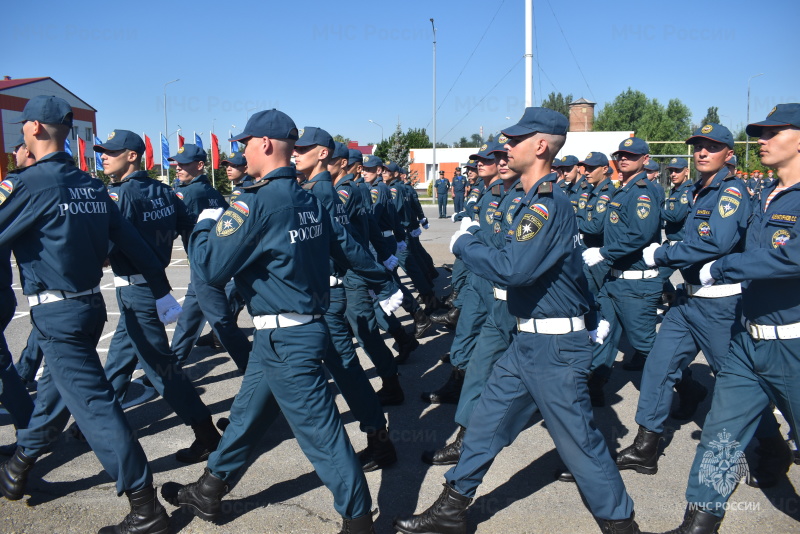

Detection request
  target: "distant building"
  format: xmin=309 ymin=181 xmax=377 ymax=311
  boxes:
xmin=346 ymin=141 xmax=375 ymax=155
xmin=1 ymin=76 xmax=97 ymax=177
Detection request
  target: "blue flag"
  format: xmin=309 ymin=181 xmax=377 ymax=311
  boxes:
xmin=65 ymin=138 xmax=72 ymax=156
xmin=195 ymin=133 xmax=203 ymax=149
xmin=161 ymin=133 xmax=170 ymax=170
xmin=230 ymin=132 xmax=239 ymax=154
xmin=94 ymin=136 xmax=104 ymax=172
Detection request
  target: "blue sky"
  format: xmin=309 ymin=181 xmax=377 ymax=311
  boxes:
xmin=3 ymin=0 xmax=799 ymax=148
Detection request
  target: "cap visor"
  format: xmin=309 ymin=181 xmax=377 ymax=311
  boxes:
xmin=686 ymin=135 xmax=734 ymax=148
xmin=500 ymin=124 xmax=534 ymax=137
xmin=745 ymin=120 xmax=793 ymax=137
xmin=228 ymin=133 xmax=251 ymax=142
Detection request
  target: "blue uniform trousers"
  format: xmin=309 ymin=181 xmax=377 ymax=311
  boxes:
xmin=448 ymin=275 xmax=490 ymax=371
xmin=455 ymin=296 xmax=516 ymax=428
xmin=104 ymin=283 xmax=211 ymax=425
xmin=15 ymin=329 xmax=43 ymax=384
xmin=447 ymin=330 xmax=634 ymax=520
xmin=583 ymin=260 xmax=610 ymax=299
xmin=344 ymin=272 xmax=398 ymax=380
xmin=207 ymin=319 xmax=371 ymax=519
xmin=591 ymin=276 xmax=662 ymax=380
xmin=438 ymin=194 xmax=448 ymax=218
xmin=0 ymin=287 xmax=33 ymax=430
xmin=409 ymin=234 xmax=436 ymax=277
xmin=453 ymin=193 xmax=464 ymax=214
xmin=636 ymin=291 xmax=780 ymax=438
xmin=17 ymin=294 xmax=151 ymax=494
xmin=451 ymin=259 xmax=468 ymax=308
xmin=324 ymin=286 xmax=386 ymax=433
xmin=224 ymin=278 xmax=246 ymax=318
xmin=397 ymin=239 xmax=434 ymax=296
xmin=685 ymin=332 xmax=800 ymax=517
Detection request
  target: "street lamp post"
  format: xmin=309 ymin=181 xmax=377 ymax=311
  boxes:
xmin=368 ymin=119 xmax=384 ymax=142
xmin=162 ymin=79 xmax=179 ymax=180
xmin=746 ymin=73 xmax=764 ymax=171
xmin=430 ymin=18 xmax=437 ymax=183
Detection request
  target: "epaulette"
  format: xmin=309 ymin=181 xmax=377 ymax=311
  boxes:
xmin=241 ymin=179 xmax=271 ymax=191
xmin=301 ymin=181 xmax=317 ymax=191
xmin=636 ymin=180 xmax=648 ymax=187
xmin=538 ymin=182 xmax=553 ymax=194
xmin=515 ymin=182 xmax=525 ymax=191
xmin=491 ymin=184 xmax=503 ymax=195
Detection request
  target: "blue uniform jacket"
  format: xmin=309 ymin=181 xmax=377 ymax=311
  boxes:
xmin=107 ymin=171 xmax=194 ymax=276
xmin=452 ymin=175 xmax=467 ymax=194
xmin=435 ymin=178 xmax=451 ymax=195
xmin=568 ymin=176 xmax=589 ymax=214
xmin=474 ymin=178 xmax=505 ymax=247
xmin=599 ymin=171 xmax=662 ymax=271
xmin=231 ymin=177 xmax=255 ymax=196
xmin=453 ymin=173 xmax=591 ymax=321
xmin=353 ymin=176 xmax=393 ymax=261
xmin=174 ymin=174 xmax=228 ymax=222
xmin=654 ymin=170 xmax=748 ymax=285
xmin=1 ymin=247 xmax=11 ymax=290
xmin=189 ymin=167 xmax=394 ymax=317
xmin=0 ymin=152 xmax=170 ymax=297
xmin=404 ymin=182 xmax=425 ymax=224
xmin=662 ymin=180 xmax=693 ymax=241
xmin=369 ymin=177 xmax=405 ymax=241
xmin=303 ymin=171 xmax=352 ymax=278
xmin=488 ymin=179 xmax=524 ymax=251
xmin=386 ymin=178 xmax=419 ymax=231
xmin=335 ymin=174 xmax=367 ymax=249
xmin=712 ymin=180 xmax=800 ymax=325
xmin=577 ymin=178 xmax=614 ymax=248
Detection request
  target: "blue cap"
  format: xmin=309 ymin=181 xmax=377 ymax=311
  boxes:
xmin=465 ymin=159 xmax=478 ymax=169
xmin=384 ymin=161 xmax=400 ymax=173
xmin=229 ymin=109 xmax=298 ymax=142
xmin=665 ymin=157 xmax=688 ymax=170
xmin=363 ymin=155 xmax=383 ymax=168
xmin=331 ymin=141 xmax=349 ymax=160
xmin=580 ymin=152 xmax=609 ymax=167
xmin=222 ymin=152 xmax=246 ymax=166
xmin=295 ymin=126 xmax=335 ymax=151
xmin=470 ymin=138 xmax=506 ymax=160
xmin=686 ymin=123 xmax=734 ymax=149
xmin=643 ymin=160 xmax=659 ymax=171
xmin=347 ymin=149 xmax=363 ymax=165
xmin=94 ymin=130 xmax=145 ymax=155
xmin=501 ymin=107 xmax=569 ymax=138
xmin=13 ymin=134 xmax=25 ymax=150
xmin=727 ymin=155 xmax=738 ymax=167
xmin=746 ymin=104 xmax=800 ymax=137
xmin=613 ymin=136 xmax=650 ymax=156
xmin=16 ymin=95 xmax=73 ymax=127
xmin=168 ymin=144 xmax=206 ymax=164
xmin=555 ymin=155 xmax=579 ymax=167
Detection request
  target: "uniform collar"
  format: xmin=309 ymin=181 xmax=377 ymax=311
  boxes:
xmin=36 ymin=151 xmax=73 ymax=164
xmin=309 ymin=170 xmax=332 ymax=183
xmin=111 ymin=170 xmax=149 ymax=186
xmin=692 ymin=168 xmax=730 ymax=196
xmin=177 ymin=174 xmax=210 ymax=187
xmin=338 ymin=173 xmax=356 ymax=186
xmin=620 ymin=171 xmax=648 ymax=192
xmin=592 ymin=177 xmax=612 ymax=194
xmin=524 ymin=172 xmax=558 ymax=203
xmin=487 ymin=177 xmax=503 ymax=190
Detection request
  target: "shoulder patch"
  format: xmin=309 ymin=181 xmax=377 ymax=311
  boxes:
xmin=216 ymin=204 xmax=248 ymax=237
xmin=337 ymin=189 xmax=350 ymax=204
xmin=176 ymin=192 xmax=184 ymax=200
xmin=637 ymin=195 xmax=651 ymax=202
xmin=772 ymin=229 xmax=791 ymax=248
xmin=0 ymin=179 xmax=15 ymax=207
xmin=370 ymin=188 xmax=379 ymax=204
xmin=516 ymin=212 xmax=545 ymax=241
xmin=506 ymin=196 xmax=523 ymax=224
xmin=723 ymin=187 xmax=742 ymax=198
xmin=108 ymin=192 xmax=119 ymax=201
xmin=718 ymin=194 xmax=740 ymax=218
xmin=531 ymin=203 xmax=549 ymax=220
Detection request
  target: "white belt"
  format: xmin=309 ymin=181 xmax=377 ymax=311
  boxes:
xmin=252 ymin=313 xmax=321 ymax=330
xmin=382 ymin=230 xmax=394 ymax=237
xmin=493 ymin=287 xmax=507 ymax=301
xmin=610 ymin=268 xmax=659 ymax=280
xmin=114 ymin=274 xmax=147 ymax=287
xmin=746 ymin=320 xmax=800 ymax=340
xmin=28 ymin=285 xmax=101 ymax=307
xmin=517 ymin=316 xmax=585 ymax=335
xmin=685 ymin=283 xmax=741 ymax=298
xmin=329 ymin=276 xmax=344 ymax=287
xmin=669 ymin=240 xmax=679 ymax=246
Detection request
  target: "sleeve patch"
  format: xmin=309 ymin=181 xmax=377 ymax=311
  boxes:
xmin=216 ymin=209 xmax=246 ymax=237
xmin=516 ymin=213 xmax=545 ymax=241
xmin=0 ymin=179 xmax=15 ymax=207
xmin=723 ymin=187 xmax=742 ymax=198
xmin=718 ymin=196 xmax=740 ymax=218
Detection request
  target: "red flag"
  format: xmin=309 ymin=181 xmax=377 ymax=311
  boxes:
xmin=78 ymin=137 xmax=87 ymax=171
xmin=211 ymin=133 xmax=220 ymax=169
xmin=178 ymin=134 xmax=185 ymax=148
xmin=144 ymin=135 xmax=154 ymax=170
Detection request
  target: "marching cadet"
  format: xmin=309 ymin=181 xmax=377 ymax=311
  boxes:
xmin=644 ymin=159 xmax=666 ymax=208
xmin=223 ymin=152 xmax=252 ymax=194
xmin=583 ymin=137 xmax=662 ymax=403
xmin=0 ymin=95 xmax=182 ymax=533
xmin=451 ymin=166 xmax=467 ymax=213
xmin=400 ymin=167 xmax=438 ymax=282
xmin=435 ymin=169 xmax=451 ymax=218
xmin=163 ymin=109 xmax=401 ymax=534
xmin=616 ymin=123 xmax=784 ymax=487
xmin=662 ymin=158 xmax=692 ymax=244
xmin=394 ymin=107 xmax=640 ymax=534
xmin=576 ymin=151 xmax=614 ymax=297
xmin=95 ymin=130 xmax=223 ymax=465
xmin=658 ymin=105 xmax=800 ymax=533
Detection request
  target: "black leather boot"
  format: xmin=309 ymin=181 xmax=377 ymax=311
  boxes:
xmin=602 ymin=512 xmax=641 ymax=533
xmin=176 ymin=416 xmax=222 ymax=464
xmin=661 ymin=505 xmax=722 ymax=533
xmin=421 ymin=426 xmax=465 ymax=465
xmin=420 ymin=368 xmax=465 ymax=404
xmin=98 ymin=485 xmax=169 ymax=534
xmin=339 ymin=513 xmax=376 ymax=534
xmin=588 ymin=373 xmax=607 ymax=408
xmin=359 ymin=427 xmax=397 ymax=472
xmin=670 ymin=378 xmax=708 ymax=420
xmin=430 ymin=307 xmax=460 ymax=329
xmin=0 ymin=443 xmax=17 ymax=457
xmin=376 ymin=374 xmax=404 ymax=406
xmin=392 ymin=329 xmax=419 ymax=365
xmin=421 ymin=293 xmax=443 ymax=313
xmin=443 ymin=290 xmax=459 ymax=308
xmin=195 ymin=331 xmax=222 ymax=349
xmin=413 ymin=309 xmax=433 ymax=339
xmin=161 ymin=468 xmax=229 ymax=522
xmin=616 ymin=426 xmax=663 ymax=475
xmin=622 ymin=351 xmax=647 ymax=371
xmin=746 ymin=435 xmax=793 ymax=488
xmin=393 ymin=483 xmax=472 ymax=534
xmin=0 ymin=447 xmax=35 ymax=500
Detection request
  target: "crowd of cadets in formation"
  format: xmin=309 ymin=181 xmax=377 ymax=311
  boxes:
xmin=1 ymin=95 xmax=799 ymax=534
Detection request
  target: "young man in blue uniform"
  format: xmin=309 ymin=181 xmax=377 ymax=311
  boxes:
xmin=0 ymin=95 xmax=182 ymax=534
xmin=658 ymin=157 xmax=692 ymax=308
xmin=451 ymin=167 xmax=467 ymax=213
xmin=436 ymin=170 xmax=451 ymax=218
xmin=162 ymin=110 xmax=401 ymax=534
xmin=394 ymin=107 xmax=640 ymax=534
xmin=96 ymin=130 xmax=223 ymax=465
xmin=576 ymin=151 xmax=614 ymax=297
xmin=658 ymin=104 xmax=800 ymax=534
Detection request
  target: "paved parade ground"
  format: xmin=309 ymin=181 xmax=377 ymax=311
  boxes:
xmin=2 ymin=204 xmax=799 ymax=533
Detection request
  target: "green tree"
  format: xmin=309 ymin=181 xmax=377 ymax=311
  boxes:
xmin=700 ymin=106 xmax=720 ymax=125
xmin=470 ymin=133 xmax=483 ymax=146
xmin=541 ymin=92 xmax=574 ymax=117
xmin=405 ymin=128 xmax=432 ymax=148
xmin=386 ymin=123 xmax=410 ymax=169
xmin=733 ymin=128 xmax=765 ymax=173
xmin=333 ymin=134 xmax=351 ymax=145
xmin=455 ymin=136 xmax=469 ymax=148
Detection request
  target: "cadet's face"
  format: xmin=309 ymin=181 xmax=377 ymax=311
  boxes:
xmin=476 ymin=157 xmax=497 ymax=178
xmin=669 ymin=168 xmax=689 ymax=185
xmin=225 ymin=164 xmax=246 ymax=181
xmin=292 ymin=144 xmax=322 ymax=175
xmin=692 ymin=139 xmax=731 ymax=175
xmin=585 ymin=165 xmax=607 ymax=185
xmin=563 ymin=165 xmax=578 ymax=182
xmin=467 ymin=169 xmax=477 ymax=181
xmin=647 ymin=170 xmax=659 ymax=181
xmin=100 ymin=149 xmax=130 ymax=178
xmin=363 ymin=166 xmax=379 ymax=184
xmin=758 ymin=126 xmax=800 ymax=169
xmin=495 ymin=153 xmax=517 ymax=180
xmin=616 ymin=152 xmax=646 ymax=175
xmin=505 ymin=133 xmax=536 ymax=174
xmin=175 ymin=160 xmax=203 ymax=182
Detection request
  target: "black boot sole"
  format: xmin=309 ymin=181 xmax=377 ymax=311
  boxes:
xmin=616 ymin=462 xmax=658 ymax=475
xmin=161 ymin=484 xmax=220 ymax=523
xmin=420 ymin=451 xmax=460 ymax=466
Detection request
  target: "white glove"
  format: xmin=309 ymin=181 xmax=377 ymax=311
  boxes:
xmin=642 ymin=242 xmax=661 ymax=268
xmin=410 ymin=228 xmax=422 ymax=238
xmin=396 ymin=240 xmax=407 ymax=254
xmin=450 ymin=230 xmax=469 ymax=253
xmin=595 ymin=319 xmax=611 ymax=344
xmin=156 ymin=293 xmax=183 ymax=325
xmin=379 ymin=289 xmax=404 ymax=315
xmin=382 ymin=255 xmax=399 ymax=271
xmin=459 ymin=217 xmax=479 ymax=233
xmin=197 ymin=208 xmax=224 ymax=223
xmin=582 ymin=247 xmax=605 ymax=267
xmin=451 ymin=213 xmax=459 ymax=223
xmin=699 ymin=261 xmax=716 ymax=287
